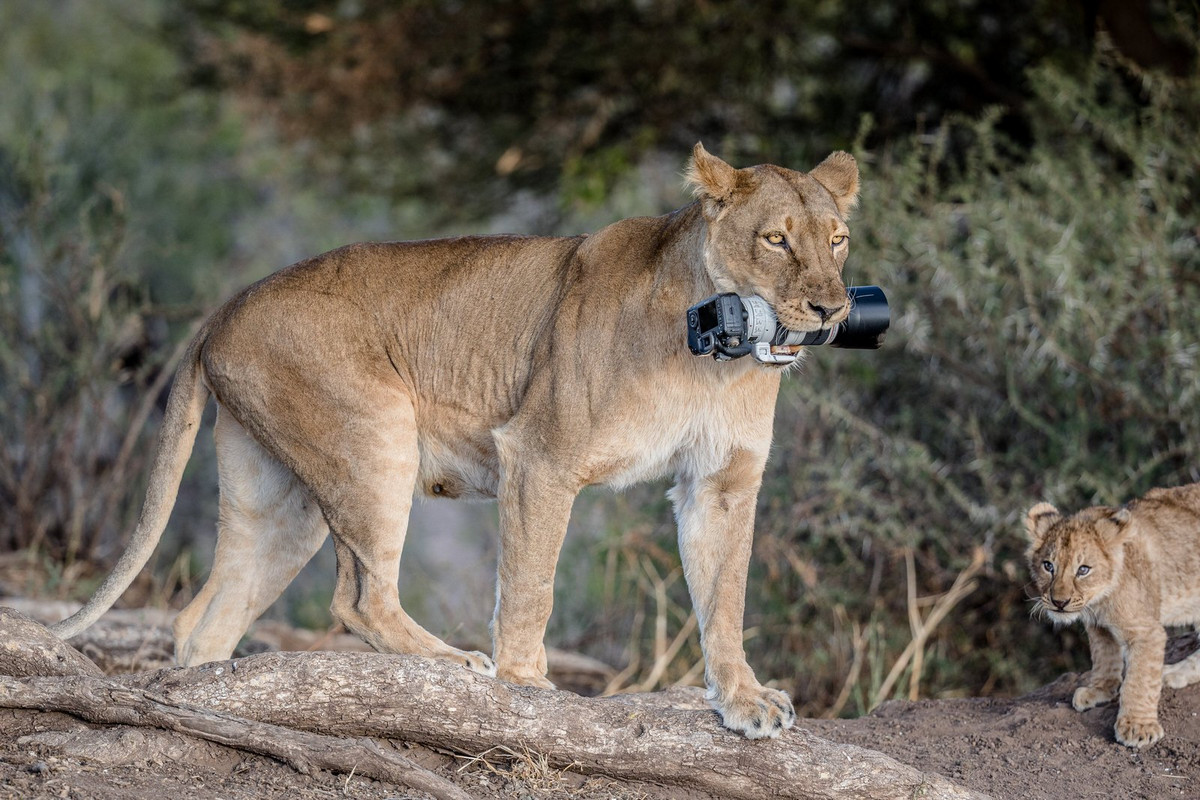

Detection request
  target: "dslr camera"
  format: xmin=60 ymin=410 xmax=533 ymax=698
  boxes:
xmin=686 ymin=286 xmax=889 ymax=364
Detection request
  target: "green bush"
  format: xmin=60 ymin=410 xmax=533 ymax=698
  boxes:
xmin=763 ymin=41 xmax=1199 ymax=712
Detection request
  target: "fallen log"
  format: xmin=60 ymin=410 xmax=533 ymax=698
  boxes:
xmin=126 ymin=650 xmax=984 ymax=800
xmin=0 ymin=608 xmax=104 ymax=678
xmin=1 ymin=607 xmax=986 ymax=800
xmin=1 ymin=674 xmax=473 ymax=800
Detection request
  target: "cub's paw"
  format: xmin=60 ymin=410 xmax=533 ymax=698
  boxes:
xmin=1163 ymin=660 xmax=1200 ymax=689
xmin=1115 ymin=715 xmax=1164 ymax=748
xmin=1072 ymin=685 xmax=1116 ymax=711
xmin=713 ymin=685 xmax=796 ymax=739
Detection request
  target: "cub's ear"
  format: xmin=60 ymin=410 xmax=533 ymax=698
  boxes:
xmin=1024 ymin=502 xmax=1061 ymax=546
xmin=1097 ymin=507 xmax=1134 ymax=543
xmin=810 ymin=151 xmax=860 ymax=218
xmin=686 ymin=143 xmax=756 ymax=213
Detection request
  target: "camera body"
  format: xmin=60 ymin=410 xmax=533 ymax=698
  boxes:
xmin=686 ymin=286 xmax=889 ymax=364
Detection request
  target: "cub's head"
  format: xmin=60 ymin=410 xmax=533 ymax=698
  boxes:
xmin=1024 ymin=501 xmax=1133 ymax=625
xmin=685 ymin=143 xmax=859 ymax=333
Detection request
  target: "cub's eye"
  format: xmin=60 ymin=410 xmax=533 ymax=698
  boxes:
xmin=831 ymin=234 xmax=848 ymax=247
xmin=1042 ymin=560 xmax=1055 ymax=574
xmin=1076 ymin=565 xmax=1091 ymax=577
xmin=765 ymin=232 xmax=787 ymax=247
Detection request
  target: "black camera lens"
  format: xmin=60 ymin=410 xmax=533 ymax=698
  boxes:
xmin=832 ymin=286 xmax=889 ymax=349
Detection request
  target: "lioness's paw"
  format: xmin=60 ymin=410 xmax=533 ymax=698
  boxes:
xmin=1115 ymin=715 xmax=1164 ymax=748
xmin=461 ymin=650 xmax=497 ymax=677
xmin=714 ymin=685 xmax=796 ymax=739
xmin=497 ymin=665 xmax=556 ymax=690
xmin=1072 ymin=685 xmax=1116 ymax=711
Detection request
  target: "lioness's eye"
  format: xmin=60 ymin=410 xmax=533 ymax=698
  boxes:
xmin=831 ymin=234 xmax=848 ymax=247
xmin=1042 ymin=560 xmax=1055 ymax=574
xmin=1076 ymin=565 xmax=1091 ymax=577
xmin=765 ymin=232 xmax=786 ymax=246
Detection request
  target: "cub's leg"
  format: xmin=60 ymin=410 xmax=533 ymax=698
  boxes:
xmin=670 ymin=448 xmax=795 ymax=739
xmin=174 ymin=408 xmax=329 ymax=666
xmin=490 ymin=445 xmax=577 ymax=687
xmin=1163 ymin=649 xmax=1200 ymax=689
xmin=1114 ymin=625 xmax=1168 ymax=748
xmin=1072 ymin=622 xmax=1123 ymax=711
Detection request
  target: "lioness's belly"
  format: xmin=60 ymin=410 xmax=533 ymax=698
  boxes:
xmin=413 ymin=394 xmax=759 ymax=501
xmin=415 ymin=433 xmax=500 ymax=500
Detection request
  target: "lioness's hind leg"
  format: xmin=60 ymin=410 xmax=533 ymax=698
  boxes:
xmin=174 ymin=408 xmax=329 ymax=666
xmin=316 ymin=399 xmax=494 ymax=676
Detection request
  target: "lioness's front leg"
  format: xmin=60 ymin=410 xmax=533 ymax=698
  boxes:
xmin=670 ymin=448 xmax=796 ymax=739
xmin=491 ymin=452 xmax=577 ymax=688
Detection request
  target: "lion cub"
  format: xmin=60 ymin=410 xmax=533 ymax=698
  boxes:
xmin=1024 ymin=482 xmax=1200 ymax=747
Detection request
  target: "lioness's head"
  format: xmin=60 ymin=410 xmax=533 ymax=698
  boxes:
xmin=686 ymin=143 xmax=859 ymax=333
xmin=1024 ymin=502 xmax=1133 ymax=624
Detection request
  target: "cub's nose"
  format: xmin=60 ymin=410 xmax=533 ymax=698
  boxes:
xmin=808 ymin=300 xmax=845 ymax=323
xmin=1051 ymin=596 xmax=1069 ymax=611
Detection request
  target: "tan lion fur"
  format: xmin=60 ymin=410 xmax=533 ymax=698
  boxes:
xmin=53 ymin=143 xmax=860 ymax=738
xmin=1025 ymin=482 xmax=1200 ymax=747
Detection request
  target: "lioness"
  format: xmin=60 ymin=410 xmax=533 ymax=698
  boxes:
xmin=1025 ymin=482 xmax=1200 ymax=747
xmin=54 ymin=144 xmax=860 ymax=738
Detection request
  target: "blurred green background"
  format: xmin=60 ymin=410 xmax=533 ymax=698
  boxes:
xmin=1 ymin=0 xmax=1197 ymax=717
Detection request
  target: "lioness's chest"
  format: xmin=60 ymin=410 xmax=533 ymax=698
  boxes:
xmin=585 ymin=390 xmax=771 ymax=489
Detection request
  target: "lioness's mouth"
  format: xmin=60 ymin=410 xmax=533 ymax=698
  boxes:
xmin=774 ymin=297 xmax=851 ymax=333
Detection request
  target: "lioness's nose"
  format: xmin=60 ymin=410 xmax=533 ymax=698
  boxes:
xmin=808 ymin=301 xmax=845 ymax=323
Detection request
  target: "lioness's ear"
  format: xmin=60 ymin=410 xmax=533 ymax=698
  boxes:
xmin=1024 ymin=502 xmax=1060 ymax=546
xmin=686 ymin=143 xmax=755 ymax=211
xmin=810 ymin=151 xmax=860 ymax=218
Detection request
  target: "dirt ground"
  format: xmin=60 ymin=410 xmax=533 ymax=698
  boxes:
xmin=2 ymin=603 xmax=1199 ymax=800
xmin=807 ymin=674 xmax=1200 ymax=800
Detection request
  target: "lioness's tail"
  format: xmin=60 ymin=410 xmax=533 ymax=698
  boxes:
xmin=51 ymin=329 xmax=210 ymax=640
